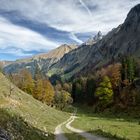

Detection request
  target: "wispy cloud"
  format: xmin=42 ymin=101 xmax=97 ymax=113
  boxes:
xmin=0 ymin=0 xmax=139 ymax=60
xmin=0 ymin=0 xmax=139 ymax=33
xmin=78 ymin=0 xmax=93 ymax=18
xmin=69 ymin=32 xmax=83 ymax=44
xmin=0 ymin=17 xmax=60 ymax=51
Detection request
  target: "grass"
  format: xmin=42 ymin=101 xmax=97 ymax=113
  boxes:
xmin=0 ymin=73 xmax=70 ymax=139
xmin=71 ymin=105 xmax=140 ymax=140
xmin=0 ymin=109 xmax=52 ymax=140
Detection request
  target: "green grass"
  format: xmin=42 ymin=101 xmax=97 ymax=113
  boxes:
xmin=0 ymin=73 xmax=70 ymax=139
xmin=71 ymin=105 xmax=140 ymax=140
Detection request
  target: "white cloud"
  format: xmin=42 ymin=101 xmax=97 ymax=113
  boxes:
xmin=0 ymin=0 xmax=139 ymax=34
xmin=69 ymin=32 xmax=83 ymax=44
xmin=78 ymin=0 xmax=93 ymax=17
xmin=0 ymin=17 xmax=60 ymax=53
xmin=0 ymin=0 xmax=139 ymax=59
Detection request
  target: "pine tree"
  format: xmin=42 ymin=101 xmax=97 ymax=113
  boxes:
xmin=121 ymin=56 xmax=136 ymax=85
xmin=127 ymin=57 xmax=136 ymax=82
xmin=86 ymin=77 xmax=96 ymax=104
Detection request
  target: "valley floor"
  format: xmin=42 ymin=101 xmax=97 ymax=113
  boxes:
xmin=69 ymin=106 xmax=140 ymax=140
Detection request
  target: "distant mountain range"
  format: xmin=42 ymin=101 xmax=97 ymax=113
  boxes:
xmin=3 ymin=44 xmax=77 ymax=75
xmin=3 ymin=4 xmax=140 ymax=81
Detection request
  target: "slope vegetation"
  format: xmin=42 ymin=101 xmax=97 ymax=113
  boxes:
xmin=0 ymin=73 xmax=69 ymax=139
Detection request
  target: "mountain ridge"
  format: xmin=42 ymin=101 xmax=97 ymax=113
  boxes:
xmin=47 ymin=4 xmax=140 ymax=80
xmin=3 ymin=4 xmax=140 ymax=81
xmin=3 ymin=44 xmax=77 ymax=74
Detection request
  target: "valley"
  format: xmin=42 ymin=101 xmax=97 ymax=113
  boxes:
xmin=0 ymin=2 xmax=140 ymax=140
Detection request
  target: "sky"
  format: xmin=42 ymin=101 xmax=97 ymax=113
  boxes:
xmin=0 ymin=0 xmax=139 ymax=60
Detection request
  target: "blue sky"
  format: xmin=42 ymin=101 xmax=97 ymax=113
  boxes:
xmin=0 ymin=0 xmax=139 ymax=60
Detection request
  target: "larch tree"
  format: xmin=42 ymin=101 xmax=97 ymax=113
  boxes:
xmin=19 ymin=69 xmax=34 ymax=95
xmin=95 ymin=76 xmax=113 ymax=107
xmin=42 ymin=79 xmax=55 ymax=105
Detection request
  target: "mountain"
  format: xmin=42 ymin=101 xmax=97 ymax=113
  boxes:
xmin=47 ymin=4 xmax=140 ymax=80
xmin=85 ymin=31 xmax=103 ymax=45
xmin=3 ymin=44 xmax=77 ymax=75
xmin=0 ymin=61 xmax=13 ymax=68
xmin=3 ymin=4 xmax=140 ymax=81
xmin=0 ymin=72 xmax=69 ymax=139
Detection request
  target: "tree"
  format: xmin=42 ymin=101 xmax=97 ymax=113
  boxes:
xmin=19 ymin=69 xmax=34 ymax=95
xmin=86 ymin=77 xmax=96 ymax=105
xmin=72 ymin=77 xmax=87 ymax=103
xmin=63 ymin=83 xmax=72 ymax=93
xmin=33 ymin=78 xmax=43 ymax=100
xmin=108 ymin=64 xmax=121 ymax=90
xmin=95 ymin=76 xmax=113 ymax=108
xmin=121 ymin=56 xmax=136 ymax=85
xmin=72 ymin=82 xmax=76 ymax=103
xmin=54 ymin=90 xmax=73 ymax=110
xmin=127 ymin=57 xmax=136 ymax=82
xmin=108 ymin=64 xmax=121 ymax=102
xmin=42 ymin=79 xmax=55 ymax=105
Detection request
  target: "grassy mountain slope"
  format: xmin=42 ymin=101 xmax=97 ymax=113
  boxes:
xmin=0 ymin=73 xmax=69 ymax=139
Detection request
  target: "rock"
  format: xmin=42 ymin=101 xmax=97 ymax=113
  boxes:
xmin=0 ymin=129 xmax=11 ymax=140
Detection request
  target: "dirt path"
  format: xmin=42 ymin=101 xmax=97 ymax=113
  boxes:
xmin=65 ymin=115 xmax=107 ymax=140
xmin=54 ymin=117 xmax=72 ymax=140
xmin=54 ymin=121 xmax=68 ymax=140
xmin=55 ymin=108 xmax=106 ymax=140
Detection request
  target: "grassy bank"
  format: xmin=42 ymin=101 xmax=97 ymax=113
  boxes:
xmin=0 ymin=73 xmax=70 ymax=139
xmin=0 ymin=109 xmax=53 ymax=140
xmin=71 ymin=105 xmax=140 ymax=140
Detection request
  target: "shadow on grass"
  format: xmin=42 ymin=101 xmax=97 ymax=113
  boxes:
xmin=0 ymin=108 xmax=54 ymax=140
xmin=55 ymin=130 xmax=127 ymax=140
xmin=0 ymin=107 xmax=128 ymax=140
xmin=72 ymin=104 xmax=140 ymax=122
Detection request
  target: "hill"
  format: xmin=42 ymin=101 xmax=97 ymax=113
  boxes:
xmin=3 ymin=44 xmax=77 ymax=75
xmin=0 ymin=73 xmax=69 ymax=139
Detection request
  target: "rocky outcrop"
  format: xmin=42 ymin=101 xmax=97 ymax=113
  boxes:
xmin=85 ymin=31 xmax=103 ymax=45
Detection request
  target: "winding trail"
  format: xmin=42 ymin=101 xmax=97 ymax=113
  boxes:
xmin=54 ymin=118 xmax=70 ymax=140
xmin=65 ymin=115 xmax=106 ymax=140
xmin=55 ymin=109 xmax=106 ymax=140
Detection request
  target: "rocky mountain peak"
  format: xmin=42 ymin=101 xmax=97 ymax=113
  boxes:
xmin=85 ymin=31 xmax=103 ymax=45
xmin=34 ymin=44 xmax=77 ymax=60
xmin=124 ymin=4 xmax=140 ymax=28
xmin=94 ymin=31 xmax=103 ymax=41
